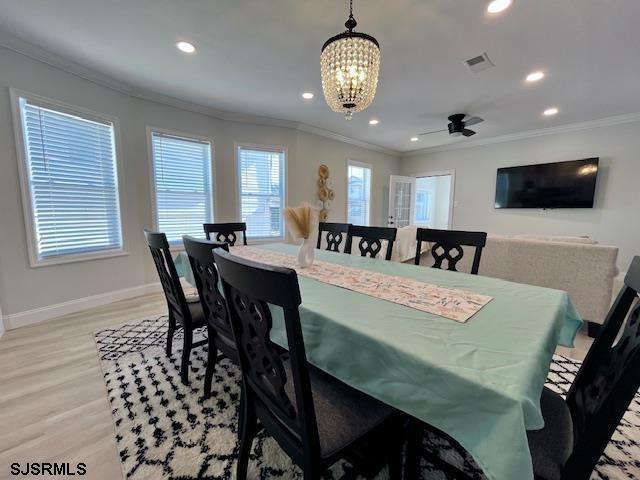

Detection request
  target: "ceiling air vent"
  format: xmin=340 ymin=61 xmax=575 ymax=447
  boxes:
xmin=464 ymin=53 xmax=494 ymax=73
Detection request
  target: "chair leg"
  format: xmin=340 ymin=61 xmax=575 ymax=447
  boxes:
xmin=180 ymin=328 xmax=193 ymax=386
xmin=236 ymin=404 xmax=257 ymax=480
xmin=388 ymin=424 xmax=404 ymax=480
xmin=302 ymin=467 xmax=321 ymax=480
xmin=203 ymin=329 xmax=217 ymax=399
xmin=404 ymin=420 xmax=422 ymax=480
xmin=237 ymin=387 xmax=246 ymax=442
xmin=166 ymin=313 xmax=176 ymax=356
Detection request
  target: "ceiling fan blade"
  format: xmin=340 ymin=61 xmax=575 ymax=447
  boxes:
xmin=419 ymin=128 xmax=448 ymax=136
xmin=462 ymin=129 xmax=476 ymax=137
xmin=464 ymin=116 xmax=484 ymax=126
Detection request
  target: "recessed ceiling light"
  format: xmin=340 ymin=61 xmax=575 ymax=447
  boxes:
xmin=543 ymin=107 xmax=559 ymax=116
xmin=487 ymin=0 xmax=513 ymax=14
xmin=369 ymin=119 xmax=379 ymax=125
xmin=301 ymin=92 xmax=314 ymax=100
xmin=526 ymin=71 xmax=545 ymax=82
xmin=410 ymin=137 xmax=419 ymax=142
xmin=176 ymin=41 xmax=196 ymax=54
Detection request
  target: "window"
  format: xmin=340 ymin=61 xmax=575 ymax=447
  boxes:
xmin=347 ymin=161 xmax=371 ymax=225
xmin=150 ymin=130 xmax=214 ymax=244
xmin=237 ymin=145 xmax=285 ymax=239
xmin=13 ymin=92 xmax=124 ymax=266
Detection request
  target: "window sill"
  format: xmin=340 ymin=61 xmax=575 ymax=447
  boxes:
xmin=30 ymin=249 xmax=129 ymax=268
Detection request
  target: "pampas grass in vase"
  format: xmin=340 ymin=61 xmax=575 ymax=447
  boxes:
xmin=284 ymin=202 xmax=318 ymax=267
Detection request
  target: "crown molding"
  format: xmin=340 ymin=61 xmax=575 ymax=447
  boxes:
xmin=0 ymin=31 xmax=398 ymax=156
xmin=401 ymin=112 xmax=640 ymax=157
xmin=0 ymin=31 xmax=136 ymax=94
xmin=295 ymin=122 xmax=397 ymax=154
xmin=8 ymin=30 xmax=636 ymax=160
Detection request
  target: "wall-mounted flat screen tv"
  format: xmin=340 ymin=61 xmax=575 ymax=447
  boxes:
xmin=495 ymin=158 xmax=599 ymax=209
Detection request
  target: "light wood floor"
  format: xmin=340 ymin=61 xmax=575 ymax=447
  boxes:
xmin=0 ymin=293 xmax=166 ymax=480
xmin=0 ymin=293 xmax=593 ymax=480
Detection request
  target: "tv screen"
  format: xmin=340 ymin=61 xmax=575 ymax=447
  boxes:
xmin=495 ymin=158 xmax=599 ymax=209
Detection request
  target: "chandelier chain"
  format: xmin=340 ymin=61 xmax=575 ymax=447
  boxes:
xmin=321 ymin=0 xmax=380 ymax=118
xmin=345 ymin=0 xmax=357 ymax=31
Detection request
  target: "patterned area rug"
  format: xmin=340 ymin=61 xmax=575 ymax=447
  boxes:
xmin=94 ymin=317 xmax=640 ymax=479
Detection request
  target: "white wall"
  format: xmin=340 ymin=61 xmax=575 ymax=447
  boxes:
xmin=401 ymin=122 xmax=640 ymax=271
xmin=0 ymin=47 xmax=399 ymax=321
xmin=433 ymin=176 xmax=452 ymax=229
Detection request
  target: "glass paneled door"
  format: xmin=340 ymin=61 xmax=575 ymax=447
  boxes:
xmin=388 ymin=175 xmax=416 ymax=228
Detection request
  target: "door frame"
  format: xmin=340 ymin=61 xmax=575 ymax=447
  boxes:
xmin=413 ymin=169 xmax=456 ymax=229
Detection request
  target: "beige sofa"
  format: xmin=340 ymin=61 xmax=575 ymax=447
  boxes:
xmin=415 ymin=234 xmax=619 ymax=325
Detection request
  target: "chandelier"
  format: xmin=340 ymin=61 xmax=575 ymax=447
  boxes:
xmin=320 ymin=0 xmax=381 ymax=120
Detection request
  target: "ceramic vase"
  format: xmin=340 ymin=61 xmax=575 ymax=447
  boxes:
xmin=297 ymin=237 xmax=315 ymax=268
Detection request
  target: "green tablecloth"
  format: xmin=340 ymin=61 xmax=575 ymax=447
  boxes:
xmin=175 ymin=244 xmax=582 ymax=480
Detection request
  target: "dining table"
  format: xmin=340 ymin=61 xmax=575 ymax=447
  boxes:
xmin=174 ymin=242 xmax=583 ymax=480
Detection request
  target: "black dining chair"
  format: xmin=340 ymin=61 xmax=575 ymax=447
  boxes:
xmin=525 ymin=255 xmax=640 ymax=480
xmin=182 ymin=236 xmax=238 ymax=399
xmin=213 ymin=249 xmax=403 ymax=480
xmin=406 ymin=256 xmax=640 ymax=480
xmin=203 ymin=222 xmax=248 ymax=246
xmin=144 ymin=230 xmax=207 ymax=385
xmin=316 ymin=222 xmax=350 ymax=252
xmin=414 ymin=228 xmax=487 ymax=275
xmin=345 ymin=225 xmax=397 ymax=261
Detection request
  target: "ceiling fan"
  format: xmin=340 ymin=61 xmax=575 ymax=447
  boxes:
xmin=420 ymin=113 xmax=484 ymax=138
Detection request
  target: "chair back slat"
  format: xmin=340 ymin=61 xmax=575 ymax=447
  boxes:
xmin=316 ymin=222 xmax=350 ymax=252
xmin=182 ymin=236 xmax=237 ymax=358
xmin=563 ymin=256 xmax=640 ymax=478
xmin=203 ymin=222 xmax=248 ymax=246
xmin=415 ymin=228 xmax=487 ymax=275
xmin=144 ymin=230 xmax=190 ymax=325
xmin=213 ymin=249 xmax=320 ymax=454
xmin=345 ymin=225 xmax=397 ymax=260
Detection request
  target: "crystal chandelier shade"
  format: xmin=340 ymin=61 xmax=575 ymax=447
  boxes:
xmin=320 ymin=0 xmax=380 ymax=119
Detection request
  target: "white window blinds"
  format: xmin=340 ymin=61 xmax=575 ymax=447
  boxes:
xmin=18 ymin=97 xmax=123 ymax=262
xmin=238 ymin=146 xmax=285 ymax=238
xmin=150 ymin=131 xmax=213 ymax=244
xmin=347 ymin=162 xmax=371 ymax=225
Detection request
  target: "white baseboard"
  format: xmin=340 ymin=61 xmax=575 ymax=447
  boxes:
xmin=4 ymin=283 xmax=162 ymax=331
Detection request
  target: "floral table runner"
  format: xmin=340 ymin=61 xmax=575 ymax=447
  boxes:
xmin=230 ymin=246 xmax=492 ymax=322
